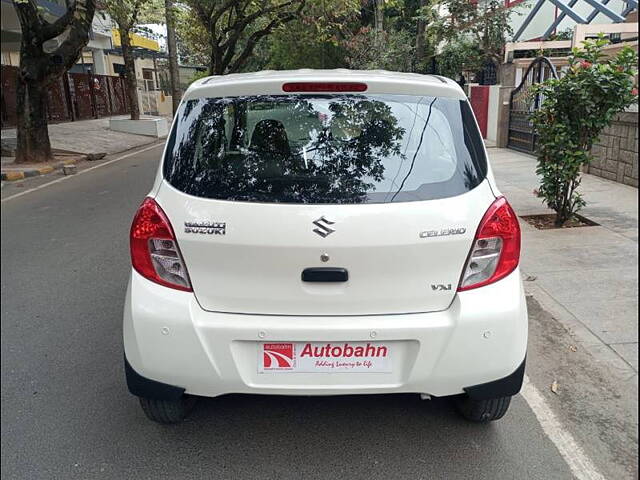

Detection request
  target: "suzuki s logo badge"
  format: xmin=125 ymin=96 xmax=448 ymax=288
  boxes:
xmin=312 ymin=216 xmax=335 ymax=238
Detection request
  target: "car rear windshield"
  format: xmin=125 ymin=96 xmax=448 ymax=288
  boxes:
xmin=163 ymin=94 xmax=487 ymax=204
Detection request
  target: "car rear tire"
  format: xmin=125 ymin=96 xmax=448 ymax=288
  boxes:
xmin=454 ymin=395 xmax=512 ymax=422
xmin=139 ymin=395 xmax=197 ymax=424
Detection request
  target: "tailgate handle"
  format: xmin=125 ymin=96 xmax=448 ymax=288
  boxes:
xmin=301 ymin=267 xmax=348 ymax=283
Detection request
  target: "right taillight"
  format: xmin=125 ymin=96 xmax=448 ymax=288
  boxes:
xmin=130 ymin=197 xmax=192 ymax=291
xmin=458 ymin=196 xmax=521 ymax=291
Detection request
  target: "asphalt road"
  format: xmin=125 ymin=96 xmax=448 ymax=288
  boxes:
xmin=0 ymin=143 xmax=632 ymax=479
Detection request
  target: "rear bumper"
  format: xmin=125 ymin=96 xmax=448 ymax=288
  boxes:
xmin=125 ymin=353 xmax=526 ymax=401
xmin=123 ymin=269 xmax=528 ymax=399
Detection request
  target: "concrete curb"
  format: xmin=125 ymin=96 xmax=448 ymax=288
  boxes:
xmin=1 ymin=157 xmax=83 ymax=182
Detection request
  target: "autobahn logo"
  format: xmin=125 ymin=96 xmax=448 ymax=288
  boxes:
xmin=312 ymin=216 xmax=335 ymax=237
xmin=260 ymin=342 xmax=392 ymax=373
xmin=262 ymin=343 xmax=295 ymax=369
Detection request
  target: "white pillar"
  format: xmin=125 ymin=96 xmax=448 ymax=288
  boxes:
xmin=515 ymin=68 xmax=523 ymax=88
xmin=486 ymin=86 xmax=501 ymax=143
xmin=92 ymin=49 xmax=108 ymax=75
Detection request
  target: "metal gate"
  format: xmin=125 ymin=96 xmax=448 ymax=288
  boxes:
xmin=507 ymin=57 xmax=558 ymax=153
xmin=1 ymin=66 xmax=130 ymax=128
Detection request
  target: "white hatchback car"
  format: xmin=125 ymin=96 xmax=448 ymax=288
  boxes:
xmin=124 ymin=70 xmax=527 ymax=424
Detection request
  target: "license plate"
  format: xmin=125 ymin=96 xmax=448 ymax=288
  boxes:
xmin=258 ymin=342 xmax=392 ymax=373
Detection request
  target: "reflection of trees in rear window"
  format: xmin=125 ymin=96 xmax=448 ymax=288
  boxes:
xmin=164 ymin=95 xmax=486 ymax=204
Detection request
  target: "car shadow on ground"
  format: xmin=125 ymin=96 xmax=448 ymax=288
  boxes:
xmin=190 ymin=392 xmax=471 ymax=435
xmin=134 ymin=393 xmax=525 ymax=478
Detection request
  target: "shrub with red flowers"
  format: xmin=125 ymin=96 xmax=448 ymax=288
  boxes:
xmin=530 ymin=35 xmax=638 ymax=226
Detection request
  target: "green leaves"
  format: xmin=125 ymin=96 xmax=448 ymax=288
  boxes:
xmin=344 ymin=28 xmax=416 ymax=72
xmin=437 ymin=39 xmax=483 ymax=78
xmin=103 ymin=0 xmax=162 ymax=31
xmin=181 ymin=0 xmax=306 ymax=75
xmin=431 ymin=0 xmax=513 ymax=70
xmin=530 ymin=37 xmax=638 ymax=226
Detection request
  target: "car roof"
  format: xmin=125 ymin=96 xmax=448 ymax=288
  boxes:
xmin=183 ymin=69 xmax=466 ymax=101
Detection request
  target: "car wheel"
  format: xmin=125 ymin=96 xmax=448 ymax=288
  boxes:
xmin=454 ymin=395 xmax=512 ymax=422
xmin=139 ymin=395 xmax=197 ymax=424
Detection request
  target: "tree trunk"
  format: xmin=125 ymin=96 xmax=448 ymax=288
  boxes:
xmin=210 ymin=54 xmax=226 ymax=76
xmin=374 ymin=0 xmax=384 ymax=32
xmin=165 ymin=0 xmax=181 ymax=115
xmin=209 ymin=37 xmax=225 ymax=76
xmin=414 ymin=0 xmax=427 ymax=71
xmin=15 ymin=77 xmax=52 ymax=164
xmin=12 ymin=0 xmax=96 ymax=164
xmin=555 ymin=211 xmax=569 ymax=227
xmin=209 ymin=47 xmax=216 ymax=76
xmin=120 ymin=28 xmax=140 ymax=120
xmin=494 ymin=61 xmax=502 ymax=85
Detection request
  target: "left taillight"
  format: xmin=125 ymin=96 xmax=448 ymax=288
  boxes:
xmin=130 ymin=197 xmax=192 ymax=291
xmin=458 ymin=196 xmax=521 ymax=291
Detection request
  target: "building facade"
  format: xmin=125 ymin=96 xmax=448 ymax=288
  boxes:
xmin=506 ymin=0 xmax=635 ymax=41
xmin=1 ymin=1 xmax=113 ymax=73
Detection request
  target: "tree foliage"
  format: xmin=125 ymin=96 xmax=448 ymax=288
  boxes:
xmin=103 ymin=0 xmax=162 ymax=120
xmin=103 ymin=0 xmax=161 ymax=35
xmin=183 ymin=0 xmax=306 ymax=75
xmin=175 ymin=8 xmax=210 ymax=66
xmin=345 ymin=27 xmax=416 ymax=72
xmin=530 ymin=36 xmax=638 ymax=226
xmin=171 ymin=0 xmax=517 ymax=84
xmin=427 ymin=0 xmax=513 ymax=77
xmin=257 ymin=0 xmax=360 ymax=70
xmin=433 ymin=39 xmax=482 ymax=79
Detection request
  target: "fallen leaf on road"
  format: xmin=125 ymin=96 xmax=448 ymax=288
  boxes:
xmin=525 ymin=275 xmax=537 ymax=282
xmin=569 ymin=345 xmax=578 ymax=352
xmin=550 ymin=380 xmax=559 ymax=394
